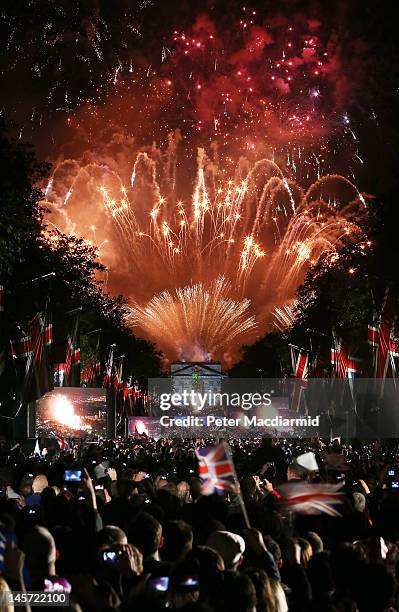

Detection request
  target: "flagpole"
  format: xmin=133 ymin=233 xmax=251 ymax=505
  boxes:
xmin=223 ymin=442 xmax=251 ymax=528
xmin=65 ymin=306 xmax=83 ymax=316
xmin=237 ymin=490 xmax=251 ymax=529
xmin=22 ymin=272 xmax=56 ymax=286
xmin=115 ymin=355 xmax=125 ymax=430
xmin=306 ymin=329 xmax=329 ymax=338
xmin=308 ymin=332 xmax=314 ymax=377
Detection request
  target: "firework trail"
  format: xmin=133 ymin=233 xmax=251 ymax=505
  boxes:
xmin=126 ymin=277 xmax=256 ymax=362
xmin=272 ymin=301 xmax=298 ymax=332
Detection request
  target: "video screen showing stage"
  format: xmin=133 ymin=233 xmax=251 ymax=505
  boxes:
xmin=36 ymin=388 xmax=107 ymax=439
xmin=128 ymin=417 xmax=162 ymax=439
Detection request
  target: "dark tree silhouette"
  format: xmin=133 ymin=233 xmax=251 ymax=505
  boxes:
xmin=0 ymin=120 xmax=161 ymax=420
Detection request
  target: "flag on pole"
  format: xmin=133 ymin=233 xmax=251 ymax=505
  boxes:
xmin=11 ymin=314 xmax=53 ymax=356
xmin=368 ymin=289 xmax=398 ymax=379
xmin=80 ymin=329 xmax=101 ymax=387
xmin=279 ymin=482 xmax=344 ymax=516
xmin=331 ymin=336 xmax=362 ymax=379
xmin=52 ymin=434 xmax=69 ymax=451
xmin=196 ymin=442 xmax=240 ymax=495
xmin=111 ymin=356 xmax=125 ymax=416
xmin=290 ymin=346 xmax=309 ymax=379
xmin=290 ymin=346 xmax=308 ymax=412
xmin=123 ymin=382 xmax=135 ymax=416
xmin=11 ymin=312 xmax=53 ymax=399
xmin=134 ymin=385 xmax=142 ymax=401
xmin=102 ymin=345 xmax=115 ymax=388
xmin=122 ymin=381 xmax=144 ymax=416
xmin=27 ymin=312 xmax=53 ymax=398
xmin=64 ymin=315 xmax=80 ymax=386
xmin=81 ymin=360 xmax=101 ymax=387
xmin=112 ymin=356 xmax=124 ymax=390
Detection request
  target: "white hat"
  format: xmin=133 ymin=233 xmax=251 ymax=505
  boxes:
xmin=296 ymin=452 xmax=319 ymax=472
xmin=207 ymin=530 xmax=245 ymax=568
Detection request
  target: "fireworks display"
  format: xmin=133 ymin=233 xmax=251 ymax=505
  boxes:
xmin=1 ymin=1 xmax=387 ymax=364
xmin=1 ymin=0 xmax=371 ymax=174
xmin=126 ymin=277 xmax=257 ymax=362
xmin=43 ymin=144 xmax=367 ymax=363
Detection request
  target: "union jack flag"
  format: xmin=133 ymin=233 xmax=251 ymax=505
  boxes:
xmin=64 ymin=316 xmax=80 ymax=387
xmin=11 ymin=314 xmax=52 ymax=359
xmin=102 ymin=345 xmax=115 ymax=388
xmin=368 ymin=289 xmax=398 ymax=379
xmin=123 ymin=383 xmax=144 ymax=416
xmin=196 ymin=442 xmax=240 ymax=495
xmin=279 ymin=482 xmax=344 ymax=516
xmin=331 ymin=336 xmax=362 ymax=379
xmin=11 ymin=312 xmax=53 ymax=398
xmin=81 ymin=360 xmax=101 ymax=386
xmin=112 ymin=356 xmax=124 ymax=390
xmin=290 ymin=346 xmax=309 ymax=379
xmin=51 ymin=433 xmax=69 ymax=451
xmin=290 ymin=346 xmax=308 ymax=412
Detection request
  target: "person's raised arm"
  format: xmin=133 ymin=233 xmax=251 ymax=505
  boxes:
xmin=81 ymin=467 xmax=103 ymax=532
xmin=82 ymin=467 xmax=97 ymax=510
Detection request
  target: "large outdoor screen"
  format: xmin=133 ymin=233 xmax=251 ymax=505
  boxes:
xmin=36 ymin=387 xmax=107 ymax=439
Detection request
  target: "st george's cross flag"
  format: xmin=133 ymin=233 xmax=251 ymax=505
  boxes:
xmin=279 ymin=482 xmax=344 ymax=516
xmin=196 ymin=442 xmax=240 ymax=495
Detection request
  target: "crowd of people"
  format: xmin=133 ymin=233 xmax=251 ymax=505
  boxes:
xmin=1 ymin=436 xmax=399 ymax=611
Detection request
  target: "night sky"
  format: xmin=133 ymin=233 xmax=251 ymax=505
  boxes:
xmin=1 ymin=0 xmax=397 ymax=187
